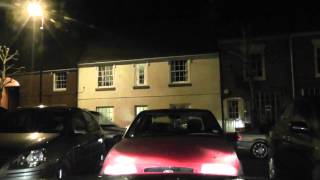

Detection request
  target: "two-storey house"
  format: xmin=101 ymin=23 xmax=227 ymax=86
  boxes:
xmin=219 ymin=35 xmax=293 ymax=131
xmin=78 ymin=53 xmax=222 ymax=127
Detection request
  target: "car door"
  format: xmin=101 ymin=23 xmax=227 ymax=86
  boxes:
xmin=71 ymin=110 xmax=104 ymax=173
xmin=273 ymin=101 xmax=314 ymax=177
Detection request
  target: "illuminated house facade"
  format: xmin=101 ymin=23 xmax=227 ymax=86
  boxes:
xmin=77 ymin=53 xmax=222 ymax=127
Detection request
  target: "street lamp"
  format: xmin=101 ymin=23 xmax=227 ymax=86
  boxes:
xmin=27 ymin=1 xmax=45 ymax=104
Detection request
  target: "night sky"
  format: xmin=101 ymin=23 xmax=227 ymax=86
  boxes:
xmin=1 ymin=0 xmax=320 ymax=70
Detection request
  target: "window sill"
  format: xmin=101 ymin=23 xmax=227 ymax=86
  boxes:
xmin=53 ymin=89 xmax=67 ymax=92
xmin=133 ymin=85 xmax=150 ymax=89
xmin=95 ymin=87 xmax=116 ymax=91
xmin=168 ymin=83 xmax=192 ymax=87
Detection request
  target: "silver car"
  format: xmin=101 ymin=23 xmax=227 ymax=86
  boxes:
xmin=236 ymin=129 xmax=268 ymax=159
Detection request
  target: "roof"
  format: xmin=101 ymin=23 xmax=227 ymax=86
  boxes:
xmin=139 ymin=108 xmax=214 ymax=114
xmin=79 ymin=33 xmax=218 ymax=64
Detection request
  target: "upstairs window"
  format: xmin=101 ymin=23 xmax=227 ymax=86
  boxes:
xmin=135 ymin=64 xmax=147 ymax=86
xmin=249 ymin=53 xmax=264 ymax=78
xmin=98 ymin=65 xmax=114 ymax=87
xmin=242 ymin=44 xmax=266 ymax=81
xmin=170 ymin=60 xmax=189 ymax=83
xmin=53 ymin=72 xmax=67 ymax=91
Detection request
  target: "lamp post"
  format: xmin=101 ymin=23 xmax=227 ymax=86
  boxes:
xmin=27 ymin=1 xmax=44 ymax=104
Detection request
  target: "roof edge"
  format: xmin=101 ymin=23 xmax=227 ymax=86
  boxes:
xmin=78 ymin=53 xmax=219 ymax=67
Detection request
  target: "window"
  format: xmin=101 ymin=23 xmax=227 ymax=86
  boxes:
xmin=245 ymin=52 xmax=265 ymax=80
xmin=53 ymin=72 xmax=67 ymax=91
xmin=135 ymin=64 xmax=147 ymax=86
xmin=242 ymin=44 xmax=266 ymax=81
xmin=96 ymin=107 xmax=114 ymax=122
xmin=98 ymin=65 xmax=114 ymax=87
xmin=170 ymin=60 xmax=189 ymax=83
xmin=227 ymin=99 xmax=239 ymax=119
xmin=249 ymin=53 xmax=264 ymax=77
xmin=135 ymin=105 xmax=148 ymax=116
xmin=170 ymin=103 xmax=191 ymax=109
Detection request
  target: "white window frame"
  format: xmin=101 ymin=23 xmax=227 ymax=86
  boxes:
xmin=53 ymin=72 xmax=67 ymax=92
xmin=135 ymin=105 xmax=148 ymax=116
xmin=224 ymin=97 xmax=245 ymax=120
xmin=96 ymin=106 xmax=114 ymax=122
xmin=97 ymin=65 xmax=115 ymax=88
xmin=135 ymin=63 xmax=148 ymax=86
xmin=169 ymin=59 xmax=191 ymax=84
xmin=242 ymin=45 xmax=266 ymax=81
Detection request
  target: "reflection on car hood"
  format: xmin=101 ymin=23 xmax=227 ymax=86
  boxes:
xmin=0 ymin=133 xmax=59 ymax=150
xmin=114 ymin=136 xmax=235 ymax=162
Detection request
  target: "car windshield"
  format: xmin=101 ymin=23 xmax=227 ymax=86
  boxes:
xmin=126 ymin=110 xmax=223 ymax=138
xmin=0 ymin=109 xmax=68 ymax=133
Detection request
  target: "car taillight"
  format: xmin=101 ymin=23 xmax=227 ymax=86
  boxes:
xmin=102 ymin=155 xmax=138 ymax=175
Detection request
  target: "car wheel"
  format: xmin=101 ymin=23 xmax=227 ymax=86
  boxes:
xmin=251 ymin=142 xmax=268 ymax=159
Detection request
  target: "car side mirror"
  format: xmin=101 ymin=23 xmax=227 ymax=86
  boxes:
xmin=289 ymin=121 xmax=309 ymax=134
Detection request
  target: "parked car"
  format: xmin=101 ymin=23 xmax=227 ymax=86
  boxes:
xmin=100 ymin=109 xmax=243 ymax=178
xmin=268 ymin=97 xmax=320 ymax=180
xmin=89 ymin=111 xmax=126 ymax=149
xmin=236 ymin=128 xmax=268 ymax=159
xmin=0 ymin=106 xmax=107 ymax=179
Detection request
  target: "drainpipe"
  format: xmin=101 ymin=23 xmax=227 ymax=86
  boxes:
xmin=289 ymin=35 xmax=296 ymax=99
xmin=218 ymin=51 xmax=225 ymax=131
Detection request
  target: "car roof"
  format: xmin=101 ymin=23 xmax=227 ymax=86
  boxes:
xmin=139 ymin=108 xmax=213 ymax=114
xmin=15 ymin=106 xmax=78 ymax=112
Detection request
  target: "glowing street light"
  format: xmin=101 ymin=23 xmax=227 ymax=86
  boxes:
xmin=27 ymin=1 xmax=43 ymax=17
xmin=27 ymin=1 xmax=44 ymax=29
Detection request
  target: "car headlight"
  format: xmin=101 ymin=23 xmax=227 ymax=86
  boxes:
xmin=10 ymin=148 xmax=47 ymax=169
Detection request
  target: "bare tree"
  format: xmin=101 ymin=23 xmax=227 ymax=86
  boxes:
xmin=0 ymin=45 xmax=24 ymax=104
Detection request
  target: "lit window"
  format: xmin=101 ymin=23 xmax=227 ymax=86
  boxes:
xmin=170 ymin=60 xmax=189 ymax=83
xmin=227 ymin=100 xmax=239 ymax=119
xmin=97 ymin=107 xmax=114 ymax=122
xmin=135 ymin=64 xmax=147 ymax=86
xmin=98 ymin=65 xmax=114 ymax=87
xmin=53 ymin=72 xmax=67 ymax=91
xmin=135 ymin=106 xmax=148 ymax=116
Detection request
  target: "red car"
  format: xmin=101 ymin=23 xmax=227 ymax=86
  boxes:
xmin=100 ymin=109 xmax=243 ymax=178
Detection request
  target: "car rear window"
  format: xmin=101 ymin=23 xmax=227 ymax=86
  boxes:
xmin=126 ymin=110 xmax=223 ymax=137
